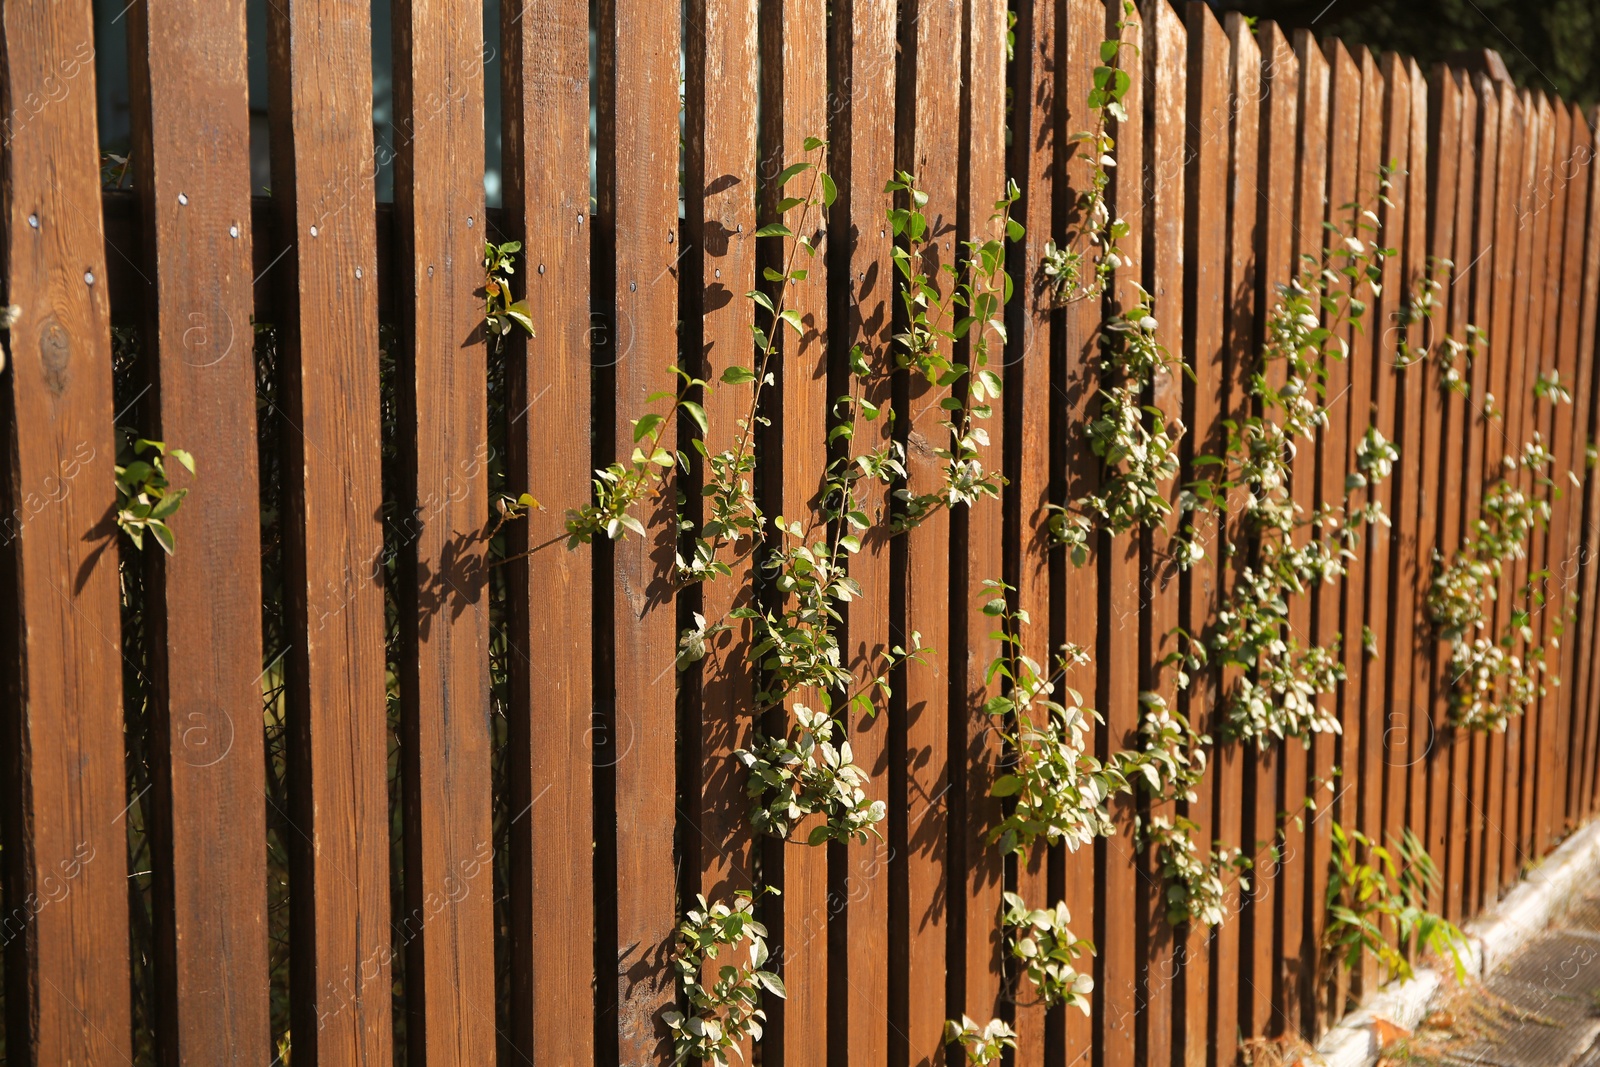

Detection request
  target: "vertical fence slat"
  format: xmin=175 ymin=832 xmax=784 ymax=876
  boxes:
xmin=834 ymin=0 xmax=897 ymax=1054
xmin=1567 ymin=110 xmax=1600 ymax=824
xmin=263 ymin=0 xmax=393 ymax=1051
xmin=593 ymin=0 xmax=682 ymax=1051
xmin=1010 ymin=0 xmax=1060 ymax=1055
xmin=1140 ymin=5 xmax=1185 ymax=1060
xmin=1180 ymin=6 xmax=1227 ymax=1061
xmin=896 ymin=0 xmax=960 ymax=1057
xmin=1101 ymin=6 xmax=1144 ymax=1062
xmin=0 ymin=0 xmax=132 ymax=1057
xmin=124 ymin=0 xmax=269 ymax=1056
xmin=683 ymin=0 xmax=758 ymax=972
xmin=1217 ymin=14 xmax=1261 ymax=1059
xmin=500 ymin=0 xmax=596 ymax=1054
xmin=1314 ymin=38 xmax=1360 ymax=1029
xmin=955 ymin=0 xmax=1008 ymax=1036
xmin=1465 ymin=75 xmax=1497 ymax=921
xmin=1245 ymin=21 xmax=1298 ymax=1043
xmin=756 ymin=0 xmax=832 ymax=1055
xmin=1281 ymin=28 xmax=1328 ymax=1039
xmin=1554 ymin=102 xmax=1594 ymax=834
xmin=1439 ymin=70 xmax=1481 ymax=923
xmin=391 ymin=0 xmax=496 ymax=1056
xmin=1059 ymin=2 xmax=1103 ymax=1062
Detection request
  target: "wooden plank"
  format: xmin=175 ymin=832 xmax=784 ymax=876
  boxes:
xmin=894 ymin=0 xmax=960 ymax=1058
xmin=1216 ymin=14 xmax=1262 ymax=1060
xmin=683 ymin=0 xmax=758 ymax=924
xmin=1462 ymin=73 xmax=1503 ymax=916
xmin=1180 ymin=6 xmax=1228 ymax=1062
xmin=1567 ymin=111 xmax=1600 ymax=825
xmin=1427 ymin=64 xmax=1465 ymax=921
xmin=1534 ymin=100 xmax=1580 ymax=849
xmin=833 ymin=0 xmax=897 ymax=1056
xmin=1244 ymin=21 xmax=1297 ymax=1042
xmin=500 ymin=0 xmax=596 ymax=1055
xmin=123 ymin=0 xmax=269 ymax=1056
xmin=755 ymin=0 xmax=831 ymax=1057
xmin=0 ymin=0 xmax=134 ymax=1057
xmin=1141 ymin=4 xmax=1185 ymax=1061
xmin=1100 ymin=5 xmax=1144 ymax=1062
xmin=953 ymin=0 xmax=1004 ymax=1036
xmin=1313 ymin=36 xmax=1359 ymax=1029
xmin=955 ymin=0 xmax=1009 ymax=1037
xmin=1433 ymin=70 xmax=1478 ymax=921
xmin=1482 ymin=82 xmax=1524 ymax=906
xmin=1058 ymin=2 xmax=1102 ymax=1063
xmin=593 ymin=0 xmax=682 ymax=1051
xmin=264 ymin=0 xmax=393 ymax=1051
xmin=1279 ymin=27 xmax=1327 ymax=1039
xmin=390 ymin=0 xmax=497 ymax=1058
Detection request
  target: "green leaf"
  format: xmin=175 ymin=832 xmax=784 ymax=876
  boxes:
xmin=820 ymin=172 xmax=838 ymax=208
xmin=633 ymin=413 xmax=663 ymax=442
xmin=721 ymin=365 xmax=758 ymax=385
xmin=776 ymin=161 xmax=813 ymax=186
xmin=754 ymin=222 xmax=793 ymax=239
xmin=681 ymin=401 xmax=708 ymax=434
xmin=991 ymin=774 xmax=1023 ymax=797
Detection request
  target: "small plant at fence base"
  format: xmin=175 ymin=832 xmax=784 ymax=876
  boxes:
xmin=115 ymin=433 xmax=194 ymax=554
xmin=1323 ymin=823 xmax=1466 ymax=991
xmin=484 ymin=239 xmax=534 ymax=341
xmin=664 ymin=890 xmax=786 ymax=1065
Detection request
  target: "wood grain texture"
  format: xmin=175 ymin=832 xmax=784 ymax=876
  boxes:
xmin=832 ymin=0 xmax=897 ymax=1057
xmin=0 ymin=0 xmax=133 ymax=1059
xmin=125 ymin=0 xmax=269 ymax=1056
xmin=895 ymin=0 xmax=959 ymax=1056
xmin=1100 ymin=6 xmax=1144 ymax=1063
xmin=954 ymin=0 xmax=1008 ymax=1041
xmin=593 ymin=0 xmax=682 ymax=1052
xmin=758 ymin=0 xmax=831 ymax=1054
xmin=391 ymin=0 xmax=496 ymax=1058
xmin=264 ymin=0 xmax=393 ymax=1053
xmin=500 ymin=0 xmax=597 ymax=1055
xmin=1245 ymin=21 xmax=1298 ymax=1041
xmin=1180 ymin=6 xmax=1227 ymax=1061
xmin=1216 ymin=14 xmax=1261 ymax=1058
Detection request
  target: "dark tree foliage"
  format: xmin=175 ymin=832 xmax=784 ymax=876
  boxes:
xmin=1214 ymin=0 xmax=1600 ymax=105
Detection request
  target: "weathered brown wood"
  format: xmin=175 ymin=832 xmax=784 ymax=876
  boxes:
xmin=1215 ymin=14 xmax=1261 ymax=1060
xmin=683 ymin=0 xmax=758 ymax=937
xmin=124 ymin=0 xmax=270 ymax=1056
xmin=753 ymin=0 xmax=832 ymax=1057
xmin=896 ymin=0 xmax=960 ymax=1055
xmin=952 ymin=0 xmax=1008 ymax=1040
xmin=1463 ymin=74 xmax=1505 ymax=915
xmin=1100 ymin=5 xmax=1145 ymax=1062
xmin=1568 ymin=111 xmax=1600 ymax=825
xmin=264 ymin=0 xmax=394 ymax=1051
xmin=391 ymin=0 xmax=497 ymax=1056
xmin=593 ymin=0 xmax=682 ymax=1052
xmin=834 ymin=0 xmax=897 ymax=1056
xmin=500 ymin=0 xmax=597 ymax=1056
xmin=0 ymin=0 xmax=134 ymax=1059
xmin=1141 ymin=4 xmax=1185 ymax=1060
xmin=1313 ymin=36 xmax=1359 ymax=1029
xmin=1245 ymin=21 xmax=1298 ymax=1042
xmin=1180 ymin=6 xmax=1227 ymax=1061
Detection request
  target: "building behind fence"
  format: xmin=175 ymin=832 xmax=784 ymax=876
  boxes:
xmin=3 ymin=0 xmax=1600 ymax=1063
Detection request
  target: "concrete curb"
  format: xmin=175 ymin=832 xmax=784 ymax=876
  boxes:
xmin=1310 ymin=817 xmax=1600 ymax=1067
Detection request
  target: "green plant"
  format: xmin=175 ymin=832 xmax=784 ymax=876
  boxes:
xmin=483 ymin=240 xmax=534 ymax=341
xmin=1140 ymin=814 xmax=1250 ymax=927
xmin=943 ymin=1015 xmax=1017 ymax=1065
xmin=664 ymin=890 xmax=786 ymax=1065
xmin=1001 ymin=892 xmax=1095 ymax=1011
xmin=981 ymin=583 xmax=1125 ymax=857
xmin=734 ymin=704 xmax=885 ymax=845
xmin=114 ymin=433 xmax=194 ymax=554
xmin=1324 ymin=823 xmax=1466 ymax=985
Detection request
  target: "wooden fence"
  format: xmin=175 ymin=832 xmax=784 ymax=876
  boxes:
xmin=3 ymin=0 xmax=1600 ymax=1063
